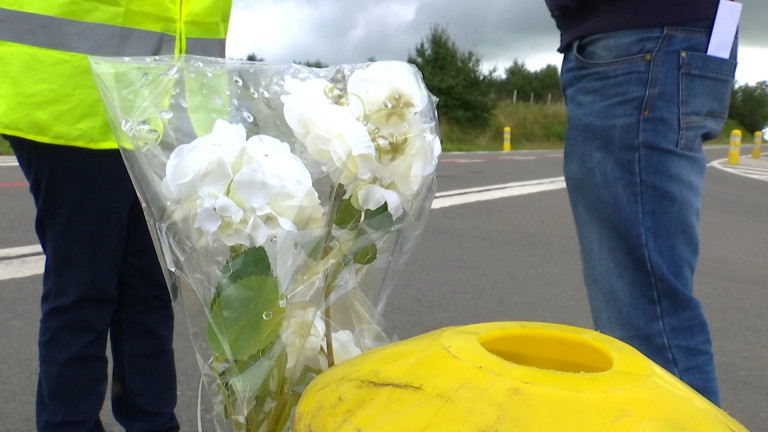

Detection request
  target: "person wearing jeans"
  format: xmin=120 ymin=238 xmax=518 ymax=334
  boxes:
xmin=545 ymin=0 xmax=738 ymax=405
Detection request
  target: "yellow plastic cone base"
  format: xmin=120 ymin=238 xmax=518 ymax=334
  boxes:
xmin=294 ymin=322 xmax=748 ymax=431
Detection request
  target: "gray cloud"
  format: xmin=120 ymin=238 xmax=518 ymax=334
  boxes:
xmin=228 ymin=0 xmax=767 ymax=82
xmin=739 ymin=0 xmax=768 ymax=45
xmin=228 ymin=0 xmax=558 ymax=63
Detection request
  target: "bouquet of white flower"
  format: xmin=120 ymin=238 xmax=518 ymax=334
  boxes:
xmin=89 ymin=55 xmax=440 ymax=431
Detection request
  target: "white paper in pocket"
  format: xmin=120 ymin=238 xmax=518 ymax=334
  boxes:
xmin=707 ymin=0 xmax=742 ymax=59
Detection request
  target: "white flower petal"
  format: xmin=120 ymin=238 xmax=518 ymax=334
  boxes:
xmin=210 ymin=119 xmax=247 ymax=149
xmin=353 ymin=184 xmax=403 ymax=219
xmin=194 ymin=204 xmax=221 ymax=235
xmin=282 ymin=307 xmax=326 ymax=370
xmin=229 ymin=165 xmax=271 ymax=209
xmin=330 ymin=330 xmax=362 ymax=364
xmin=214 ymin=195 xmax=243 ymax=220
xmin=283 ymin=86 xmax=375 ymax=185
xmin=348 ymin=61 xmax=428 ymax=115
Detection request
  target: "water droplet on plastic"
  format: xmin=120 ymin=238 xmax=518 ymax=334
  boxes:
xmin=206 ymin=71 xmax=213 ymax=77
xmin=259 ymin=89 xmax=270 ymax=98
xmin=231 ymin=99 xmax=239 ymax=107
xmin=130 ymin=120 xmax=160 ymax=143
xmin=159 ymin=110 xmax=173 ymax=119
xmin=179 ymin=98 xmax=189 ymax=108
xmin=263 ymin=311 xmax=273 ymax=320
xmin=293 ymin=241 xmax=300 ymax=250
xmin=269 ymin=235 xmax=278 ymax=244
xmin=242 ymin=112 xmax=253 ymax=123
xmin=234 ymin=76 xmax=243 ymax=86
xmin=250 ymin=89 xmax=259 ymax=98
xmin=278 ymin=295 xmax=288 ymax=308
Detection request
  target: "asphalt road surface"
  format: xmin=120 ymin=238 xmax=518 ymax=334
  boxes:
xmin=1 ymin=147 xmax=766 ymax=431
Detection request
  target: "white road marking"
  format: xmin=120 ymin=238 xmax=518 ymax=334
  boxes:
xmin=0 ymin=177 xmax=567 ymax=281
xmin=708 ymin=155 xmax=768 ymax=182
xmin=432 ymin=177 xmax=566 ymax=209
xmin=0 ymin=254 xmax=45 ymax=281
xmin=0 ymin=244 xmax=42 ymax=258
xmin=0 ymin=156 xmax=18 ymax=167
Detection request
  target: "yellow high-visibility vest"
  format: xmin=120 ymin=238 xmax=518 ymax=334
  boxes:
xmin=0 ymin=1 xmax=232 ymax=149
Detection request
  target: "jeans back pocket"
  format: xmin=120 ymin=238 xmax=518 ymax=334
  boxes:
xmin=679 ymin=51 xmax=737 ymax=150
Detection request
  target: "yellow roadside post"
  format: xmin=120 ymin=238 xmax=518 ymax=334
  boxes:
xmin=751 ymin=131 xmax=763 ymax=159
xmin=727 ymin=129 xmax=741 ymax=165
xmin=503 ymin=126 xmax=511 ymax=152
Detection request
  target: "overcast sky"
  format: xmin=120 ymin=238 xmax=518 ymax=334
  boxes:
xmin=226 ymin=0 xmax=767 ymax=85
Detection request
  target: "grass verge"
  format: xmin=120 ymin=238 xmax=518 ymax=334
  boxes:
xmin=0 ymin=136 xmax=12 ymax=155
xmin=0 ymin=109 xmax=751 ymax=156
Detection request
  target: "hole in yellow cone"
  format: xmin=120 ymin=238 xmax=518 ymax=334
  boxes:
xmin=479 ymin=328 xmax=614 ymax=373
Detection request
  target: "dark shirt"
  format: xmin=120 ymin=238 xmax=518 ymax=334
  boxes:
xmin=545 ymin=0 xmax=720 ymax=51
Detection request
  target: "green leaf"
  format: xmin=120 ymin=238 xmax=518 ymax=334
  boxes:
xmin=223 ymin=247 xmax=272 ymax=281
xmin=364 ymin=202 xmax=388 ymax=220
xmin=207 ymin=275 xmax=285 ymax=360
xmin=292 ymin=368 xmax=320 ymax=394
xmin=334 ymin=198 xmax=362 ymax=229
xmin=353 ymin=242 xmax=378 ymax=265
xmin=227 ymin=356 xmax=276 ymax=401
xmin=301 ymin=236 xmax=325 ymax=261
xmin=363 ymin=203 xmax=401 ymax=232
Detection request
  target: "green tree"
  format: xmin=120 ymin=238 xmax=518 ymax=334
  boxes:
xmin=499 ymin=60 xmax=562 ymax=104
xmin=245 ymin=53 xmax=265 ymax=62
xmin=294 ymin=59 xmax=329 ymax=68
xmin=407 ymin=25 xmax=496 ymax=127
xmin=729 ymin=81 xmax=768 ymax=134
xmin=533 ymin=64 xmax=563 ymax=104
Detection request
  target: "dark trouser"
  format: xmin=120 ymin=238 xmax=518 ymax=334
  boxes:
xmin=8 ymin=136 xmax=179 ymax=432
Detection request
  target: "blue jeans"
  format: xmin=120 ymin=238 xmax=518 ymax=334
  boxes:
xmin=8 ymin=137 xmax=179 ymax=431
xmin=560 ymin=23 xmax=736 ymax=405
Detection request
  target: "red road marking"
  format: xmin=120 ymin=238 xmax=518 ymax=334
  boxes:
xmin=0 ymin=182 xmax=28 ymax=188
xmin=441 ymin=153 xmax=562 ymax=164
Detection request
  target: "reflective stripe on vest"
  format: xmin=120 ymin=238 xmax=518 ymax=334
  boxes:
xmin=0 ymin=1 xmax=229 ymax=149
xmin=0 ymin=7 xmax=223 ymax=57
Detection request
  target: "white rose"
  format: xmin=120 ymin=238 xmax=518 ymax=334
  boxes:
xmin=283 ymin=79 xmax=377 ymax=185
xmin=162 ymin=121 xmax=322 ymax=247
xmin=347 ymin=61 xmax=429 ymax=117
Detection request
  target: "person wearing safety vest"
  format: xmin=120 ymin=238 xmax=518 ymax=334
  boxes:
xmin=0 ymin=2 xmax=233 ymax=430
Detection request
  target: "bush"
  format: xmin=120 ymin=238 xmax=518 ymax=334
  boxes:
xmin=0 ymin=135 xmax=12 ymax=155
xmin=439 ymin=101 xmax=566 ymax=152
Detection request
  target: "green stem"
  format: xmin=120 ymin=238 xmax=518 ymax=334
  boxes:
xmin=319 ymin=184 xmax=346 ymax=368
xmin=323 ymin=284 xmax=335 ymax=368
